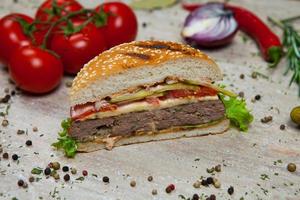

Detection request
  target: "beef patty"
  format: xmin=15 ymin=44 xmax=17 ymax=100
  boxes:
xmin=69 ymin=99 xmax=225 ymax=142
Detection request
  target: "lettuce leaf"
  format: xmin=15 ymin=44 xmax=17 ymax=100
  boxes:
xmin=219 ymin=94 xmax=253 ymax=131
xmin=52 ymin=118 xmax=77 ymax=158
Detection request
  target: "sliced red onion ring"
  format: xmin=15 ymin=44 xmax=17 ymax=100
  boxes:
xmin=182 ymin=3 xmax=238 ymax=47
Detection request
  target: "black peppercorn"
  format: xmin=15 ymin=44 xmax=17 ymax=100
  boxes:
xmin=25 ymin=140 xmax=32 ymax=146
xmin=201 ymin=179 xmax=208 ymax=186
xmin=12 ymin=154 xmax=18 ymax=161
xmin=64 ymin=174 xmax=70 ymax=181
xmin=209 ymin=194 xmax=216 ymax=200
xmin=206 ymin=177 xmax=213 ymax=184
xmin=44 ymin=167 xmax=51 ymax=176
xmin=280 ymin=124 xmax=285 ymax=130
xmin=17 ymin=179 xmax=24 ymax=187
xmin=228 ymin=186 xmax=234 ymax=195
xmin=102 ymin=176 xmax=109 ymax=183
xmin=192 ymin=193 xmax=199 ymax=200
xmin=62 ymin=166 xmax=69 ymax=172
xmin=255 ymin=94 xmax=261 ymax=100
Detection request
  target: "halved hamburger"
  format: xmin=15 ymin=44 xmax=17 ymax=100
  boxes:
xmin=53 ymin=40 xmax=253 ymax=157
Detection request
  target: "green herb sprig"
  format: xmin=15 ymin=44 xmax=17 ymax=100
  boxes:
xmin=268 ymin=16 xmax=300 ymax=95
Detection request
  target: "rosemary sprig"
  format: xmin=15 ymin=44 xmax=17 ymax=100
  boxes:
xmin=268 ymin=16 xmax=300 ymax=95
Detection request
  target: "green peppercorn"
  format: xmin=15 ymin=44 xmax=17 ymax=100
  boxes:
xmin=287 ymin=163 xmax=297 ymax=172
xmin=71 ymin=168 xmax=77 ymax=174
xmin=52 ymin=162 xmax=60 ymax=170
xmin=53 ymin=173 xmax=60 ymax=180
xmin=215 ymin=164 xmax=221 ymax=172
xmin=193 ymin=180 xmax=201 ymax=188
xmin=290 ymin=106 xmax=300 ymax=125
xmin=206 ymin=167 xmax=215 ymax=173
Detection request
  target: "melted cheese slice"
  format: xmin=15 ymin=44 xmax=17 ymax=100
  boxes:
xmin=82 ymin=95 xmax=218 ymax=121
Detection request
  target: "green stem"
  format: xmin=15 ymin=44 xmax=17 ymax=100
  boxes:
xmin=41 ymin=9 xmax=91 ymax=48
xmin=281 ymin=15 xmax=300 ymax=23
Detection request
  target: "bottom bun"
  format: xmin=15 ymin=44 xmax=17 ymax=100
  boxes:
xmin=77 ymin=118 xmax=230 ymax=152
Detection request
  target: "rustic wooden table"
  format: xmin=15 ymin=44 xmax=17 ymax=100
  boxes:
xmin=0 ymin=0 xmax=299 ymax=200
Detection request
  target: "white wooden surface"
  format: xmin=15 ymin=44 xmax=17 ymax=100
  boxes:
xmin=0 ymin=0 xmax=300 ymax=200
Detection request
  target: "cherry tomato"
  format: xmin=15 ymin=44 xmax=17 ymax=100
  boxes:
xmin=9 ymin=46 xmax=63 ymax=94
xmin=35 ymin=0 xmax=83 ymax=22
xmin=0 ymin=13 xmax=34 ymax=65
xmin=50 ymin=19 xmax=107 ymax=74
xmin=95 ymin=2 xmax=138 ymax=48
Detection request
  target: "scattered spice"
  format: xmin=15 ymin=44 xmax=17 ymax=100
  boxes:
xmin=238 ymin=91 xmax=245 ymax=98
xmin=52 ymin=162 xmax=60 ymax=170
xmin=201 ymin=179 xmax=208 ymax=187
xmin=62 ymin=166 xmax=69 ymax=172
xmin=208 ymin=194 xmax=216 ymax=200
xmin=76 ymin=177 xmax=84 ymax=181
xmin=17 ymin=130 xmax=25 ymax=135
xmin=213 ymin=178 xmax=221 ymax=188
xmin=192 ymin=193 xmax=199 ymax=200
xmin=12 ymin=154 xmax=18 ymax=161
xmin=251 ymin=72 xmax=258 ymax=79
xmin=151 ymin=189 xmax=157 ymax=195
xmin=254 ymin=94 xmax=261 ymax=101
xmin=82 ymin=170 xmax=88 ymax=176
xmin=239 ymin=74 xmax=245 ymax=79
xmin=64 ymin=174 xmax=70 ymax=181
xmin=32 ymin=127 xmax=38 ymax=132
xmin=279 ymin=124 xmax=286 ymax=130
xmin=65 ymin=81 xmax=72 ymax=88
xmin=165 ymin=184 xmax=175 ymax=193
xmin=130 ymin=180 xmax=136 ymax=187
xmin=207 ymin=167 xmax=215 ymax=173
xmin=193 ymin=180 xmax=201 ymax=188
xmin=28 ymin=176 xmax=35 ymax=183
xmin=25 ymin=140 xmax=32 ymax=146
xmin=4 ymin=88 xmax=9 ymax=93
xmin=147 ymin=176 xmax=153 ymax=182
xmin=142 ymin=22 xmax=147 ymax=28
xmin=1 ymin=119 xmax=9 ymax=127
xmin=261 ymin=116 xmax=273 ymax=123
xmin=53 ymin=173 xmax=60 ymax=180
xmin=228 ymin=186 xmax=234 ymax=195
xmin=31 ymin=167 xmax=43 ymax=175
xmin=17 ymin=180 xmax=24 ymax=187
xmin=3 ymin=152 xmax=9 ymax=159
xmin=71 ymin=168 xmax=77 ymax=174
xmin=102 ymin=176 xmax=109 ymax=183
xmin=44 ymin=167 xmax=51 ymax=176
xmin=287 ymin=163 xmax=297 ymax=172
xmin=22 ymin=182 xmax=28 ymax=188
xmin=215 ymin=164 xmax=221 ymax=172
xmin=206 ymin=177 xmax=213 ymax=184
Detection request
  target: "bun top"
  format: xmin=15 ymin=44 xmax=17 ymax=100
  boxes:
xmin=70 ymin=40 xmax=222 ymax=105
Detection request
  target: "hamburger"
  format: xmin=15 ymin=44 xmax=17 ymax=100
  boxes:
xmin=53 ymin=40 xmax=253 ymax=157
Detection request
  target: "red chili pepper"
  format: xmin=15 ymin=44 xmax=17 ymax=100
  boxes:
xmin=182 ymin=3 xmax=282 ymax=67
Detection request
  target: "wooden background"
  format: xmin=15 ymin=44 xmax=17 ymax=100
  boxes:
xmin=0 ymin=0 xmax=299 ymax=200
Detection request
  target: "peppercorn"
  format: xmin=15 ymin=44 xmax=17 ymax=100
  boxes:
xmin=261 ymin=116 xmax=273 ymax=123
xmin=1 ymin=119 xmax=9 ymax=127
xmin=71 ymin=168 xmax=77 ymax=174
xmin=44 ymin=167 xmax=51 ymax=176
xmin=290 ymin=106 xmax=300 ymax=125
xmin=25 ymin=140 xmax=32 ymax=146
xmin=201 ymin=179 xmax=208 ymax=186
xmin=22 ymin=182 xmax=28 ymax=188
xmin=17 ymin=179 xmax=24 ymax=187
xmin=62 ymin=166 xmax=69 ymax=172
xmin=206 ymin=167 xmax=215 ymax=173
xmin=254 ymin=94 xmax=261 ymax=100
xmin=142 ymin=22 xmax=147 ymax=28
xmin=209 ymin=194 xmax=216 ymax=200
xmin=215 ymin=164 xmax=221 ymax=172
xmin=151 ymin=189 xmax=157 ymax=195
xmin=239 ymin=74 xmax=245 ymax=79
xmin=12 ymin=154 xmax=18 ymax=161
xmin=53 ymin=173 xmax=60 ymax=180
xmin=192 ymin=194 xmax=199 ymax=200
xmin=251 ymin=72 xmax=258 ymax=79
xmin=28 ymin=176 xmax=35 ymax=183
xmin=32 ymin=127 xmax=38 ymax=132
xmin=102 ymin=176 xmax=109 ymax=183
xmin=193 ymin=180 xmax=201 ymax=188
xmin=65 ymin=81 xmax=72 ymax=88
xmin=11 ymin=90 xmax=16 ymax=96
xmin=213 ymin=178 xmax=221 ymax=188
xmin=3 ymin=152 xmax=9 ymax=159
xmin=206 ymin=177 xmax=213 ymax=184
xmin=287 ymin=163 xmax=297 ymax=172
xmin=165 ymin=184 xmax=175 ymax=193
xmin=238 ymin=91 xmax=245 ymax=98
xmin=280 ymin=124 xmax=286 ymax=130
xmin=228 ymin=186 xmax=234 ymax=195
xmin=147 ymin=176 xmax=153 ymax=182
xmin=64 ymin=174 xmax=70 ymax=181
xmin=82 ymin=170 xmax=88 ymax=176
xmin=17 ymin=130 xmax=25 ymax=135
xmin=52 ymin=162 xmax=60 ymax=170
xmin=130 ymin=180 xmax=136 ymax=187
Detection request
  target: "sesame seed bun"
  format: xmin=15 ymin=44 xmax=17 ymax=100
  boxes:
xmin=70 ymin=40 xmax=222 ymax=106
